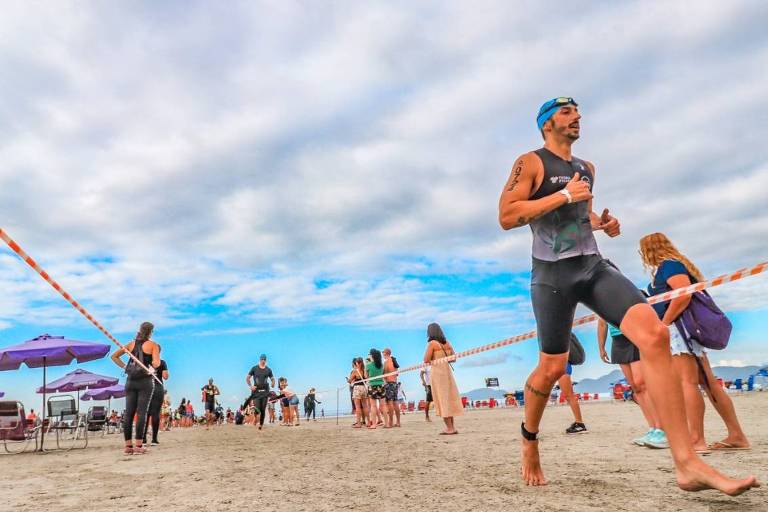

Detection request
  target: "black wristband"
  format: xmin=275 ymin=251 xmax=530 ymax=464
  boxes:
xmin=521 ymin=422 xmax=538 ymax=441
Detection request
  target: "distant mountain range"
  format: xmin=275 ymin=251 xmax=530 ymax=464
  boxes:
xmin=461 ymin=365 xmax=766 ymax=397
xmin=572 ymin=365 xmax=764 ymax=394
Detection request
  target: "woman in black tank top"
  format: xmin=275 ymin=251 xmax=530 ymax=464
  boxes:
xmin=110 ymin=321 xmax=160 ymax=455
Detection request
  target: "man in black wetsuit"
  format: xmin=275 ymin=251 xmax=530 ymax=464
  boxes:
xmin=497 ymin=97 xmax=757 ymax=495
xmin=201 ymin=378 xmax=220 ymax=430
xmin=246 ymin=354 xmax=276 ymax=430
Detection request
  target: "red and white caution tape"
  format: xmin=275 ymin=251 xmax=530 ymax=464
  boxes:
xmin=351 ymin=260 xmax=768 ymax=386
xmin=1 ymin=227 xmax=162 ymax=384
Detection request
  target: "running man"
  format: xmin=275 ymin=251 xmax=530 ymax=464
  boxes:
xmin=201 ymin=378 xmax=220 ymax=430
xmin=419 ymin=366 xmax=433 ymax=422
xmin=246 ymin=354 xmax=276 ymax=430
xmin=497 ymin=97 xmax=757 ymax=494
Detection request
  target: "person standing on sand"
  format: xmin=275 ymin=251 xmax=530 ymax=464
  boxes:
xmin=382 ymin=348 xmax=401 ymax=428
xmin=423 ymin=323 xmax=462 ymax=435
xmin=640 ymin=233 xmax=750 ymax=454
xmin=558 ymin=359 xmax=586 ymax=435
xmin=498 ymin=95 xmax=757 ymax=494
xmin=143 ymin=347 xmax=169 ymax=445
xmin=348 ymin=357 xmax=369 ymax=428
xmin=420 ymin=366 xmax=433 ymax=422
xmin=305 ymin=388 xmax=321 ymax=421
xmin=110 ymin=321 xmax=161 ymax=455
xmin=365 ymin=349 xmax=386 ymax=429
xmin=597 ymin=317 xmax=667 ymax=449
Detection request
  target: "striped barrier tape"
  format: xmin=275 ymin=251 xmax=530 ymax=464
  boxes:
xmin=1 ymin=227 xmax=162 ymax=385
xmin=349 ymin=260 xmax=768 ymax=386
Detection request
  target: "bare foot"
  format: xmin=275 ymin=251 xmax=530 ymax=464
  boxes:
xmin=676 ymin=458 xmax=759 ymax=496
xmin=521 ymin=438 xmax=547 ymax=486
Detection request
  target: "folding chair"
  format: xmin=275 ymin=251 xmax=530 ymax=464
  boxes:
xmin=47 ymin=395 xmax=88 ymax=451
xmin=0 ymin=401 xmax=40 ymax=454
xmin=87 ymin=406 xmax=108 ymax=436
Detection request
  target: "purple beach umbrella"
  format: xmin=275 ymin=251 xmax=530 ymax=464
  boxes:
xmin=37 ymin=368 xmax=119 ymax=411
xmin=81 ymin=384 xmax=125 ymax=401
xmin=37 ymin=368 xmax=118 ymax=394
xmin=0 ymin=391 xmax=4 ymax=398
xmin=81 ymin=384 xmax=125 ymax=414
xmin=0 ymin=334 xmax=111 ymax=450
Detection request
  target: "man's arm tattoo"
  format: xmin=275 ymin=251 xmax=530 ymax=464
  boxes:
xmin=512 ymin=210 xmax=546 ymax=228
xmin=506 ymin=161 xmax=523 ymax=191
xmin=526 ymin=382 xmax=549 ymax=398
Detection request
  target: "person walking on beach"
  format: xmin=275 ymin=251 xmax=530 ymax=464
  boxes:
xmin=498 ymin=96 xmax=757 ymax=494
xmin=305 ymin=388 xmax=321 ymax=421
xmin=598 ymin=317 xmax=667 ymax=448
xmin=420 ymin=366 xmax=433 ymax=422
xmin=201 ymin=378 xmax=220 ymax=430
xmin=110 ymin=321 xmax=161 ymax=455
xmin=640 ymin=233 xmax=750 ymax=454
xmin=382 ymin=348 xmax=401 ymax=428
xmin=365 ymin=349 xmax=386 ymax=429
xmin=423 ymin=323 xmax=462 ymax=435
xmin=348 ymin=357 xmax=368 ymax=428
xmin=246 ymin=354 xmax=276 ymax=430
xmin=143 ymin=348 xmax=169 ymax=445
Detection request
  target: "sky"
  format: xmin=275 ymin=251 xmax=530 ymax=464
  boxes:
xmin=1 ymin=1 xmax=767 ymax=414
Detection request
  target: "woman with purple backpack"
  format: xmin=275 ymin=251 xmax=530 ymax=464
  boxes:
xmin=640 ymin=233 xmax=750 ymax=453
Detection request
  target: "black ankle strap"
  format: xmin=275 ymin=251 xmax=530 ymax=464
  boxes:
xmin=521 ymin=422 xmax=538 ymax=441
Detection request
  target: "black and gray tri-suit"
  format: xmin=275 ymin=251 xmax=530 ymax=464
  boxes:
xmin=528 ymin=148 xmax=645 ymax=355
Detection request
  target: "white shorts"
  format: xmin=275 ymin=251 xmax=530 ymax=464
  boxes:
xmin=669 ymin=324 xmax=706 ymax=357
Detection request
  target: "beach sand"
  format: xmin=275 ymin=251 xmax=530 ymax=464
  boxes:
xmin=4 ymin=393 xmax=766 ymax=512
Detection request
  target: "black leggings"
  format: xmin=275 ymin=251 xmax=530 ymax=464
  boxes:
xmin=531 ymin=255 xmax=646 ymax=354
xmin=306 ymin=405 xmax=315 ymax=419
xmin=248 ymin=394 xmax=268 ymax=426
xmin=123 ymin=377 xmax=156 ymax=441
xmin=143 ymin=385 xmax=164 ymax=443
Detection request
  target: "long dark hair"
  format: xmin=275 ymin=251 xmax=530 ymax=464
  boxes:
xmin=354 ymin=357 xmax=365 ymax=371
xmin=369 ymin=349 xmax=383 ymax=369
xmin=135 ymin=321 xmax=154 ymax=343
xmin=427 ymin=322 xmax=447 ymax=344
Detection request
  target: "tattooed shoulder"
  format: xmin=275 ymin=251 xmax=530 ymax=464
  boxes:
xmin=506 ymin=159 xmax=525 ymax=192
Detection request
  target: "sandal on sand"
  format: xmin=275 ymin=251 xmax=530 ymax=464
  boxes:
xmin=439 ymin=431 xmax=458 ymax=436
xmin=708 ymin=441 xmax=750 ymax=451
xmin=123 ymin=446 xmax=134 ymax=455
xmin=695 ymin=449 xmax=711 ymax=455
xmin=133 ymin=446 xmax=149 ymax=455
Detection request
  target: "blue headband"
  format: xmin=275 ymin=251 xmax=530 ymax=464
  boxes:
xmin=537 ymin=97 xmax=578 ymax=130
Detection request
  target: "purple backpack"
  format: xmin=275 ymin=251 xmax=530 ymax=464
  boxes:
xmin=674 ymin=290 xmax=732 ymax=351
